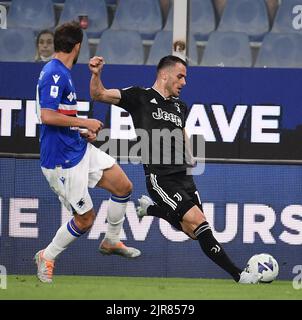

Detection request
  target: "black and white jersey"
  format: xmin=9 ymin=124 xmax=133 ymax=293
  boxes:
xmin=117 ymin=86 xmax=191 ymax=176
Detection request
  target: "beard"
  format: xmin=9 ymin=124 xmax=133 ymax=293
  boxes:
xmin=73 ymin=53 xmax=79 ymax=65
xmin=72 ymin=45 xmax=81 ymax=65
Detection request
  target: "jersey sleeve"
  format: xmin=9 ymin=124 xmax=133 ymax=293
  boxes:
xmin=117 ymin=86 xmax=142 ymax=114
xmin=38 ymin=71 xmax=66 ymax=111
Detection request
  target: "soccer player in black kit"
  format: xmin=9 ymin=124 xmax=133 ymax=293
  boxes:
xmin=89 ymin=55 xmax=260 ymax=284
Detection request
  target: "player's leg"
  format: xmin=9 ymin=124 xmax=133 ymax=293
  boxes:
xmin=179 ymin=205 xmax=244 ymax=280
xmin=97 ymin=164 xmax=141 ymax=258
xmin=180 ymin=206 xmax=259 ymax=283
xmin=146 ymin=173 xmax=259 ymax=283
xmin=35 ymin=208 xmax=96 ymax=283
xmin=180 ymin=183 xmax=259 ymax=283
xmin=91 ymin=147 xmax=140 ymax=258
xmin=137 ymin=195 xmax=183 ymax=232
xmin=177 ymin=178 xmax=242 ymax=280
xmin=139 ymin=175 xmax=204 ymax=235
xmin=35 ymin=153 xmax=96 ymax=283
xmin=140 ymin=173 xmax=199 ymax=238
xmin=137 ymin=176 xmax=204 ymax=234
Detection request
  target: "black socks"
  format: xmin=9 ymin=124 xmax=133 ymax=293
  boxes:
xmin=194 ymin=221 xmax=242 ymax=282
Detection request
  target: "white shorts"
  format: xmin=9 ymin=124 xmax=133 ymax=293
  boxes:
xmin=42 ymin=143 xmax=115 ymax=215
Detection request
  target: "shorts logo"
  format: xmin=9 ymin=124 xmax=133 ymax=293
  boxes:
xmin=173 ymin=192 xmax=182 ymax=201
xmin=77 ymin=198 xmax=85 ymax=208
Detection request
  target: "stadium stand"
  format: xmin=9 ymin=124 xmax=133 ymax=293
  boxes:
xmin=160 ymin=0 xmax=170 ymax=22
xmin=95 ymin=29 xmax=144 ymax=65
xmin=77 ymin=31 xmax=91 ymax=64
xmin=0 ymin=28 xmax=35 ymax=62
xmin=272 ymin=0 xmax=302 ymax=34
xmin=255 ymin=32 xmax=302 ymax=68
xmin=146 ymin=30 xmax=198 ymax=66
xmin=164 ymin=0 xmax=216 ymax=41
xmin=7 ymin=0 xmax=55 ymax=31
xmin=110 ymin=0 xmax=162 ymax=39
xmin=201 ymin=31 xmax=252 ymax=67
xmin=265 ymin=0 xmax=280 ymax=27
xmin=104 ymin=0 xmax=117 ymax=4
xmin=1 ymin=0 xmax=299 ymax=69
xmin=58 ymin=0 xmax=108 ymax=38
xmin=217 ymin=0 xmax=270 ymax=41
xmin=212 ymin=0 xmax=279 ymax=24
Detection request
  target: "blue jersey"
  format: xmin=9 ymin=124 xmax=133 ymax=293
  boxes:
xmin=36 ymin=59 xmax=87 ymax=169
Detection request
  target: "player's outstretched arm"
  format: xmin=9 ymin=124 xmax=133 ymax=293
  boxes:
xmin=41 ymin=109 xmax=102 ymax=133
xmin=183 ymin=128 xmax=196 ymax=167
xmin=89 ymin=56 xmax=121 ymax=105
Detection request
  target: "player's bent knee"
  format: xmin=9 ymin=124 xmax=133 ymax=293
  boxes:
xmin=183 ymin=229 xmax=198 ymax=240
xmin=181 ymin=222 xmax=198 ymax=239
xmin=181 ymin=212 xmax=207 ymax=237
xmin=124 ymin=179 xmax=133 ymax=194
xmin=182 ymin=205 xmax=207 ymax=226
xmin=114 ymin=179 xmax=133 ymax=197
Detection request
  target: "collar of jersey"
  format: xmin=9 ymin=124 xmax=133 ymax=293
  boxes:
xmin=52 ymin=58 xmax=70 ymax=72
xmin=151 ymin=87 xmax=173 ymax=101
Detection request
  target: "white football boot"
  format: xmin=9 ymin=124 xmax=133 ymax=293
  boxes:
xmin=34 ymin=249 xmax=55 ymax=283
xmin=238 ymin=270 xmax=261 ymax=284
xmin=136 ymin=195 xmax=154 ymax=219
xmin=99 ymin=238 xmax=141 ymax=258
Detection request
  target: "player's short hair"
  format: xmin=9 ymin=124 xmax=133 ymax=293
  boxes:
xmin=157 ymin=55 xmax=187 ymax=73
xmin=54 ymin=21 xmax=83 ymax=53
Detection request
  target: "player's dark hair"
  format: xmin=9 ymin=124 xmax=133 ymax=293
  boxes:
xmin=54 ymin=21 xmax=83 ymax=53
xmin=157 ymin=55 xmax=187 ymax=73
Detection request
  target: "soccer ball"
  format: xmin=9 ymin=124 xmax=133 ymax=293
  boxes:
xmin=247 ymin=253 xmax=279 ymax=283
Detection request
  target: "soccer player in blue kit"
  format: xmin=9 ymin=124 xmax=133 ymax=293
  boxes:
xmin=34 ymin=21 xmax=140 ymax=283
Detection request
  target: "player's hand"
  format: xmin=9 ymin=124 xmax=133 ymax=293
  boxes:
xmin=85 ymin=118 xmax=102 ymax=133
xmin=86 ymin=131 xmax=97 ymax=143
xmin=89 ymin=56 xmax=105 ymax=75
xmin=80 ymin=130 xmax=97 ymax=143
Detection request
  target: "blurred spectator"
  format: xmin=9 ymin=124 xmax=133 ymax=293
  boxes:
xmin=35 ymin=29 xmax=54 ymax=62
xmin=266 ymin=0 xmax=279 ymax=26
xmin=212 ymin=0 xmax=226 ymax=19
xmin=160 ymin=0 xmax=170 ymax=23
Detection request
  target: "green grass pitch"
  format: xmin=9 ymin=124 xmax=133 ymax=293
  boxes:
xmin=0 ymin=275 xmax=301 ymax=300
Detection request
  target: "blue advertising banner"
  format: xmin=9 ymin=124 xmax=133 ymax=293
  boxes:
xmin=1 ymin=62 xmax=302 ymax=160
xmin=0 ymin=158 xmax=301 ymax=280
xmin=1 ymin=62 xmax=302 ymax=281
